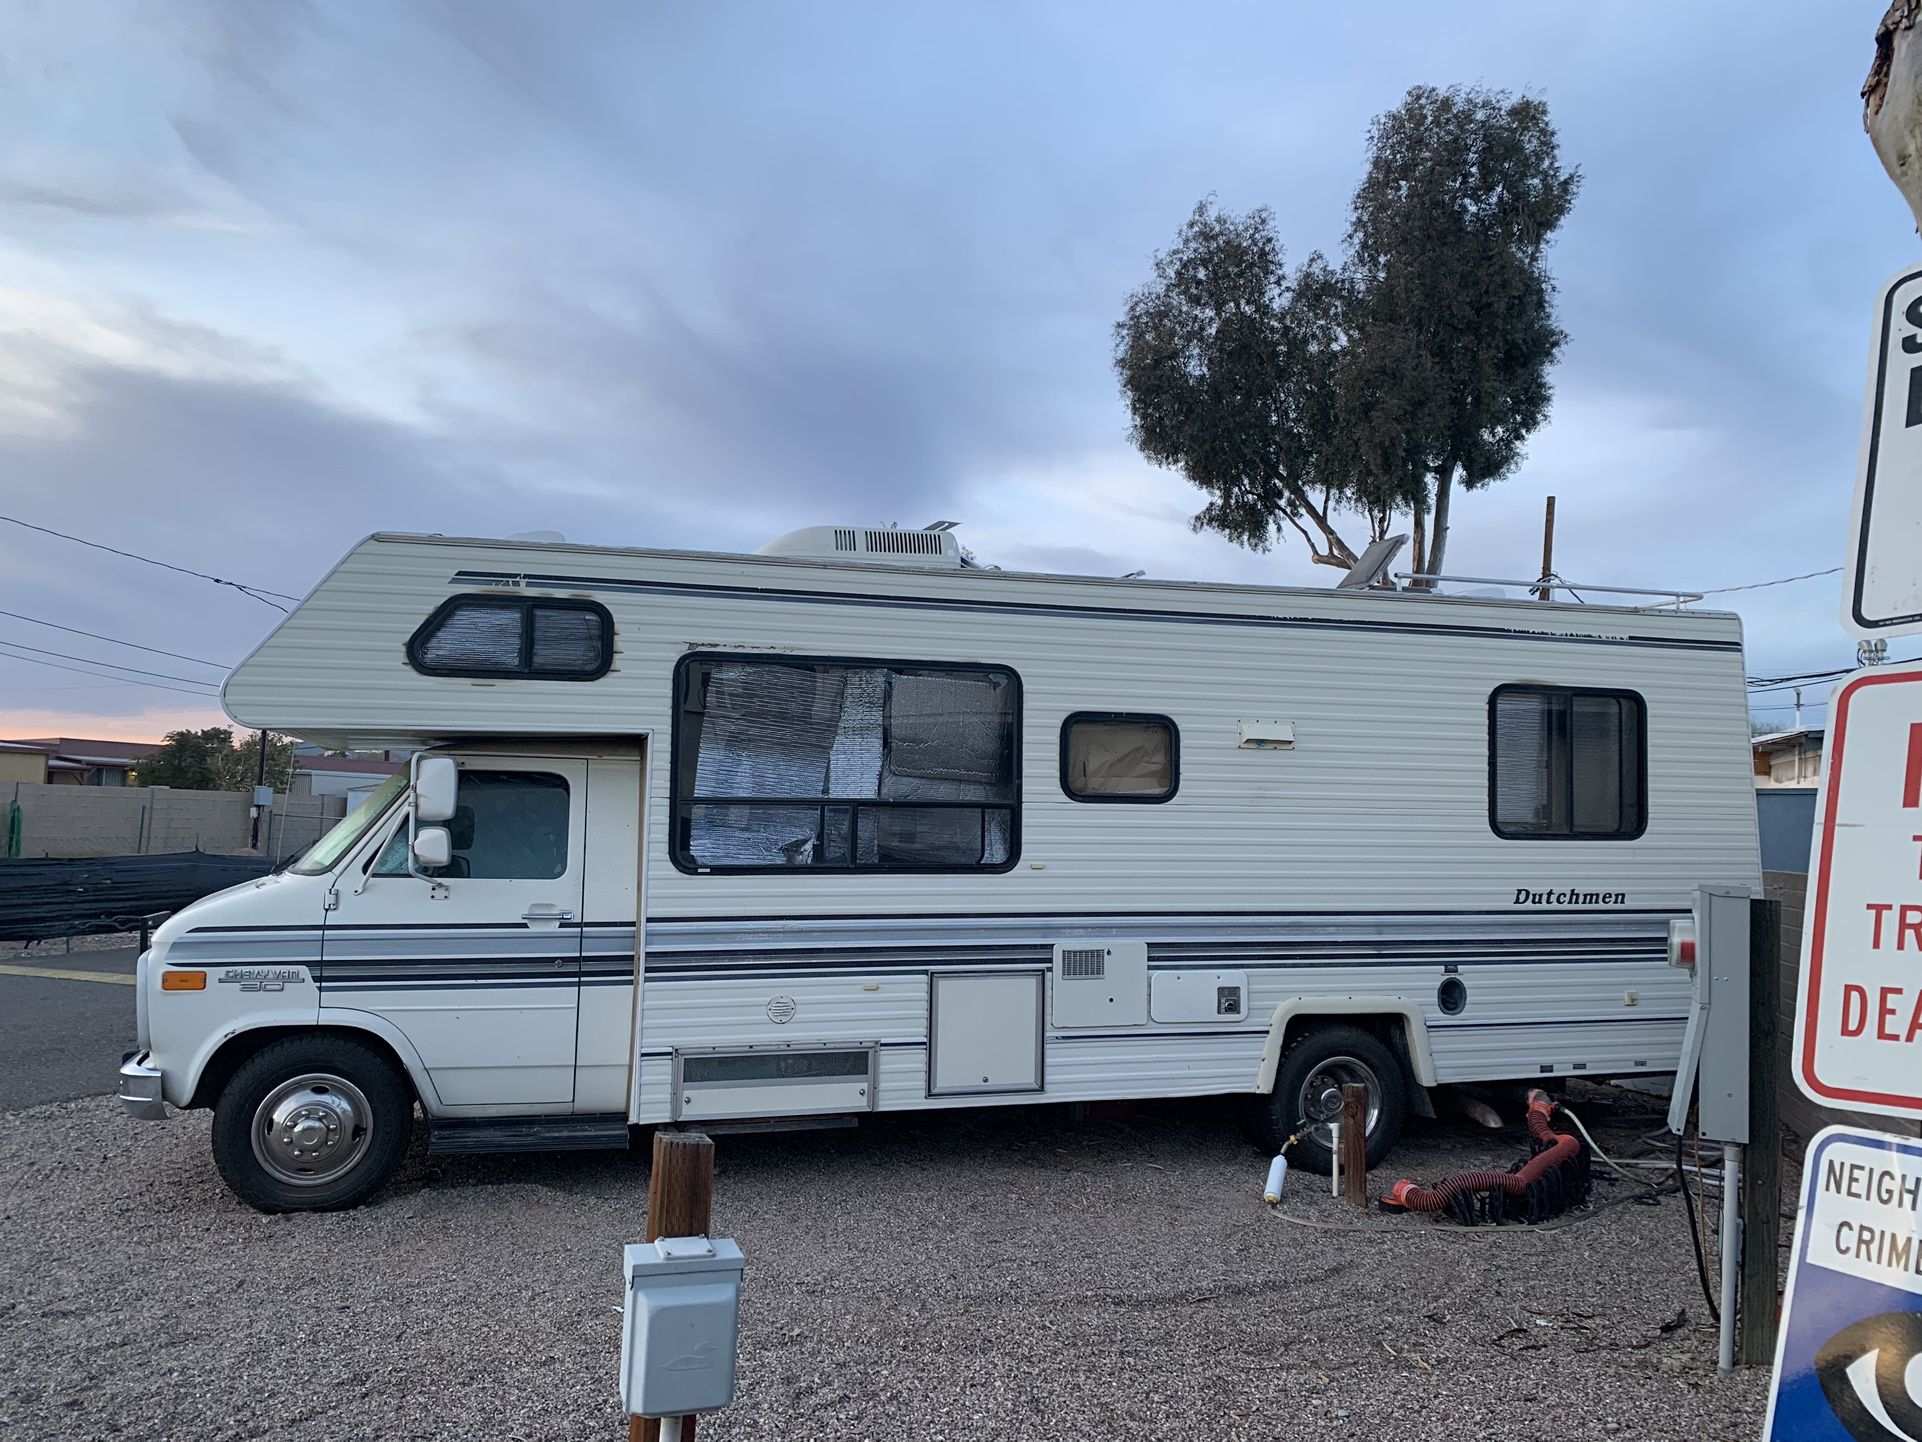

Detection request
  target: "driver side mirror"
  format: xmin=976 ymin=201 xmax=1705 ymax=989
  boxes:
xmin=414 ymin=756 xmax=458 ymax=823
xmin=411 ymin=825 xmax=452 ymax=870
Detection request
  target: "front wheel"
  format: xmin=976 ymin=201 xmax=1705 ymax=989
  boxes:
xmin=1248 ymin=1024 xmax=1406 ymax=1175
xmin=211 ymin=1036 xmax=413 ymax=1212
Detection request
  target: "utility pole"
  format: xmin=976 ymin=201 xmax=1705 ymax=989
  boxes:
xmin=250 ymin=729 xmax=269 ymax=850
xmin=1533 ymin=496 xmax=1557 ymax=601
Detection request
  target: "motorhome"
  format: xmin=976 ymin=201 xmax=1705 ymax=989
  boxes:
xmin=117 ymin=527 xmax=1762 ymax=1211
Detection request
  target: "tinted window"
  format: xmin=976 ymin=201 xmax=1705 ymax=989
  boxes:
xmin=673 ymin=656 xmax=1019 ymax=871
xmin=1491 ymin=687 xmax=1644 ymax=840
xmin=407 ymin=596 xmax=611 ymax=680
xmin=1061 ymin=714 xmax=1177 ymax=801
xmin=374 ymin=770 xmax=571 ymax=878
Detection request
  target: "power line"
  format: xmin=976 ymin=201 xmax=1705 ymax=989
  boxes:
xmin=0 ymin=607 xmax=230 ymax=670
xmin=0 ymin=513 xmax=297 ymax=610
xmin=1701 ymin=565 xmax=1843 ymax=596
xmin=0 ymin=643 xmax=221 ymax=700
xmin=0 ymin=636 xmax=223 ymax=687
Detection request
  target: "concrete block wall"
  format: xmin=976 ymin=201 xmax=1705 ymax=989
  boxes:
xmin=1765 ymin=870 xmax=1922 ymax=1143
xmin=2 ymin=781 xmax=345 ymax=859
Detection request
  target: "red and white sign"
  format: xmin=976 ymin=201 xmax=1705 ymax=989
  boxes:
xmin=1795 ymin=661 xmax=1922 ymax=1117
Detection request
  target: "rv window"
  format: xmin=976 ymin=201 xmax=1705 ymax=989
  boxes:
xmin=1489 ymin=686 xmax=1645 ymax=840
xmin=1060 ymin=713 xmax=1177 ymax=802
xmin=407 ymin=595 xmax=612 ymax=680
xmin=371 ymin=770 xmax=572 ymax=878
xmin=671 ymin=655 xmax=1020 ymax=872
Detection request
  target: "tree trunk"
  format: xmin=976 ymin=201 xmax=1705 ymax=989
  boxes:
xmin=1410 ymin=503 xmax=1427 ymax=587
xmin=1425 ymin=465 xmax=1457 ymax=578
xmin=1867 ymin=2 xmax=1922 ymax=234
xmin=1284 ymin=483 xmax=1361 ymax=569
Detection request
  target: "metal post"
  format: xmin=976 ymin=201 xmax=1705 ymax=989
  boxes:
xmin=250 ymin=730 xmax=269 ymax=850
xmin=660 ymin=1418 xmax=685 ymax=1442
xmin=1718 ymin=1142 xmax=1743 ymax=1374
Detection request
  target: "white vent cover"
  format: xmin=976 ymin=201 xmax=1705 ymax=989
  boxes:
xmin=1050 ymin=941 xmax=1147 ymax=1029
xmin=758 ymin=525 xmax=963 ymax=568
xmin=1058 ymin=948 xmax=1106 ymax=979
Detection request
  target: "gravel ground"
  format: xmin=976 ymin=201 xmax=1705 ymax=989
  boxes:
xmin=1 ymin=1088 xmax=1768 ymax=1441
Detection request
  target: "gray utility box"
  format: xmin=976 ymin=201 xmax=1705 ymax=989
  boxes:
xmin=620 ymin=1236 xmax=745 ymax=1418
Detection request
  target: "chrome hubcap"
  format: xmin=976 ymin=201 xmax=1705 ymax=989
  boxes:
xmin=251 ymin=1073 xmax=373 ymax=1187
xmin=1297 ymin=1055 xmax=1381 ymax=1152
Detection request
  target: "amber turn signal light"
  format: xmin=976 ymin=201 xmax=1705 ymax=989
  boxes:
xmin=160 ymin=970 xmax=206 ymax=991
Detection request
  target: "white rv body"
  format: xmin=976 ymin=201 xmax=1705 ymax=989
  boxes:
xmin=120 ymin=531 xmax=1760 ymax=1201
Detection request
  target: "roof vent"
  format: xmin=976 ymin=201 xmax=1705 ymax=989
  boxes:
xmin=758 ymin=525 xmax=963 ymax=568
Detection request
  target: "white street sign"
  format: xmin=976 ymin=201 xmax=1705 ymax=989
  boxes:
xmin=1794 ymin=660 xmax=1922 ymax=1117
xmin=1845 ymin=265 xmax=1922 ymax=639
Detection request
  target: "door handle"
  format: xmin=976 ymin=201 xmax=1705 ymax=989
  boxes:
xmin=520 ymin=908 xmax=575 ymax=922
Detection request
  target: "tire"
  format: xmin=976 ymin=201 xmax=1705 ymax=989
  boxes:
xmin=1248 ymin=1024 xmax=1407 ymax=1175
xmin=211 ymin=1035 xmax=414 ymax=1213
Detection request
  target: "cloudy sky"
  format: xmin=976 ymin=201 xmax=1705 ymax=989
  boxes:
xmin=0 ymin=1 xmax=1906 ymax=742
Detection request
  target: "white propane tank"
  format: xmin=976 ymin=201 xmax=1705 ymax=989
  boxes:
xmin=1262 ymin=1154 xmax=1288 ymax=1204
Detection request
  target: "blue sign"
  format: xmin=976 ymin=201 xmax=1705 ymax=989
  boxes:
xmin=1765 ymin=1126 xmax=1922 ymax=1441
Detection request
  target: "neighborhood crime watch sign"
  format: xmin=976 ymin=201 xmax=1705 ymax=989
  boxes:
xmin=1796 ymin=663 xmax=1922 ymax=1117
xmin=1763 ymin=1127 xmax=1922 ymax=1441
xmin=1846 ymin=266 xmax=1922 ymax=639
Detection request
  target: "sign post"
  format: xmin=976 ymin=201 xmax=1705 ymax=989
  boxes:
xmin=1761 ymin=1126 xmax=1922 ymax=1440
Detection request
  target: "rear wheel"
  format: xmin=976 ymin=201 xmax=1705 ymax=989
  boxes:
xmin=1249 ymin=1024 xmax=1406 ymax=1175
xmin=211 ymin=1036 xmax=413 ymax=1213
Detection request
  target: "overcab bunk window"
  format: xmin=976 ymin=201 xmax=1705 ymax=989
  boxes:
xmin=406 ymin=595 xmax=612 ymax=680
xmin=672 ymin=655 xmax=1020 ymax=872
xmin=1060 ymin=713 xmax=1177 ymax=802
xmin=1489 ymin=685 xmax=1646 ymax=840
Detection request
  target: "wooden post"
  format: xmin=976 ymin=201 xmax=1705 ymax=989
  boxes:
xmin=1534 ymin=496 xmax=1557 ymax=600
xmin=630 ymin=1131 xmax=716 ymax=1442
xmin=1340 ymin=1083 xmax=1368 ymax=1208
xmin=1738 ymin=898 xmax=1783 ymax=1367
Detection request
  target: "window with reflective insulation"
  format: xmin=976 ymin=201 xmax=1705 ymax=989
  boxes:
xmin=407 ymin=596 xmax=610 ymax=679
xmin=673 ymin=657 xmax=1019 ymax=871
xmin=1490 ymin=688 xmax=1644 ymax=839
xmin=1062 ymin=716 xmax=1176 ymax=800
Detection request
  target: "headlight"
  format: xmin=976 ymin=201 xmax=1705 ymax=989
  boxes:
xmin=135 ymin=950 xmax=151 ymax=1052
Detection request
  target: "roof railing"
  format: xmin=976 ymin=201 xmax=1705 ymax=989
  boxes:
xmin=1390 ymin=573 xmax=1705 ymax=611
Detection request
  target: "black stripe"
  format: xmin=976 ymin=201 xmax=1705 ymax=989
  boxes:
xmin=448 ymin=567 xmax=1741 ymax=653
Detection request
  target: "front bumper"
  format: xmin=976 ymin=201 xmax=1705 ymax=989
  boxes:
xmin=117 ymin=1051 xmax=167 ymax=1122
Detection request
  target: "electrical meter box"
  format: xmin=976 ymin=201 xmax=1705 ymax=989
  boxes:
xmin=619 ymin=1235 xmax=745 ymax=1418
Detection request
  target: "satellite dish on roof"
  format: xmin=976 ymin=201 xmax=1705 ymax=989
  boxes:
xmin=1336 ymin=535 xmax=1408 ymax=590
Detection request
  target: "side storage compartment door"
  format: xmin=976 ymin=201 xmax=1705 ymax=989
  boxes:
xmin=321 ymin=758 xmax=588 ymax=1108
xmin=929 ymin=970 xmax=1045 ymax=1097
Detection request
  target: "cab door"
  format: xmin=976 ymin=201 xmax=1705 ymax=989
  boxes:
xmin=321 ymin=757 xmax=587 ymax=1108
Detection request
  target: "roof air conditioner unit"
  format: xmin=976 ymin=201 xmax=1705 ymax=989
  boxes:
xmin=757 ymin=525 xmax=963 ymax=568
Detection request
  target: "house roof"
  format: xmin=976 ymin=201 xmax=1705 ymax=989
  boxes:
xmin=12 ymin=737 xmax=162 ymax=764
xmin=1752 ymin=727 xmax=1825 ymax=749
xmin=295 ymin=755 xmax=404 ymax=776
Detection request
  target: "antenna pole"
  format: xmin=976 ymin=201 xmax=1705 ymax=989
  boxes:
xmin=1534 ymin=496 xmax=1556 ymax=601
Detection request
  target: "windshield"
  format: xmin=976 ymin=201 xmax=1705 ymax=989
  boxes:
xmin=289 ymin=772 xmax=410 ymax=875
